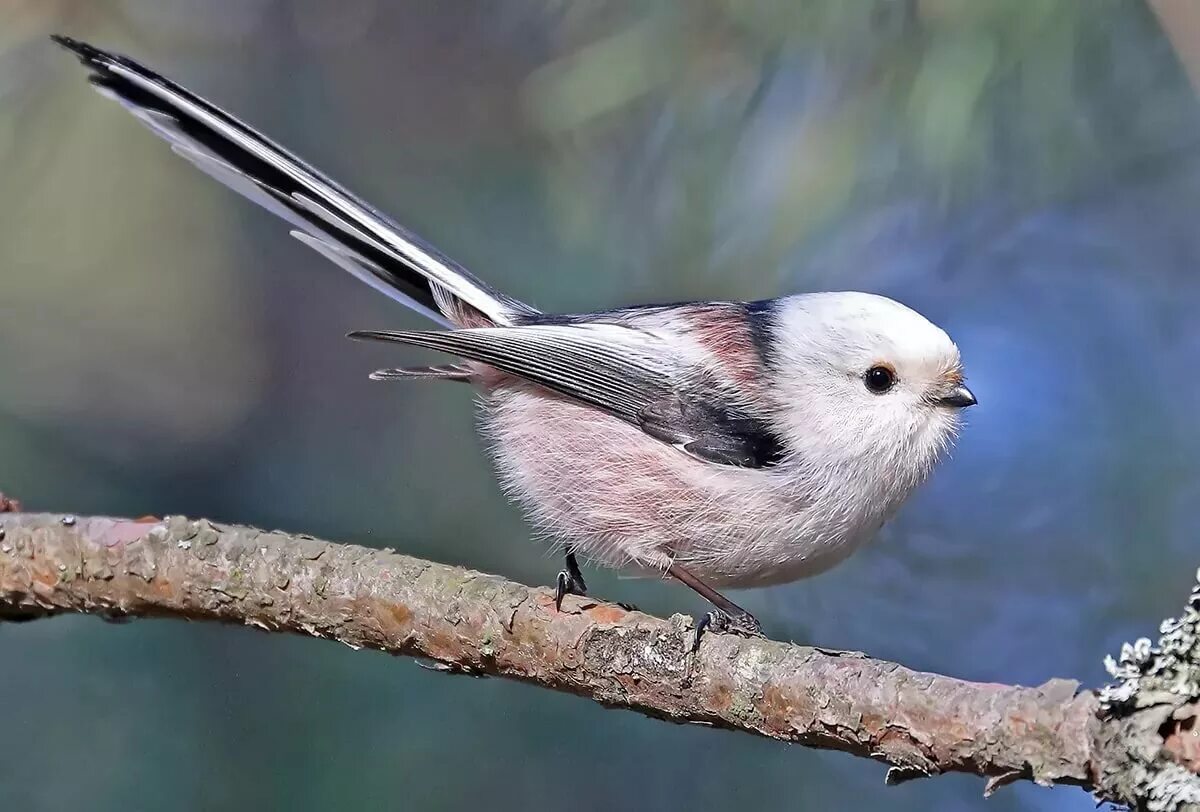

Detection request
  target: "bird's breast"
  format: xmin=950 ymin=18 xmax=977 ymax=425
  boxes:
xmin=479 ymin=385 xmax=887 ymax=587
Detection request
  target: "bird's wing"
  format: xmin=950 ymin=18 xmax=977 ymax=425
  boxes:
xmin=349 ymin=324 xmax=785 ymax=468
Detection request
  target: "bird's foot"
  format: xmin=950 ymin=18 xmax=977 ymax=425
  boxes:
xmin=692 ymin=608 xmax=764 ymax=652
xmin=553 ymin=567 xmax=587 ymax=612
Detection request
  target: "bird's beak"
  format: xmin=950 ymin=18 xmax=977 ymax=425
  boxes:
xmin=938 ymin=385 xmax=977 ymax=408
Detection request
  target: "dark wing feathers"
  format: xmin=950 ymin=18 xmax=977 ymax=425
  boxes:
xmin=350 ymin=324 xmax=786 ymax=468
xmin=350 ymin=325 xmax=673 ymax=423
xmin=639 ymin=379 xmax=786 ymax=468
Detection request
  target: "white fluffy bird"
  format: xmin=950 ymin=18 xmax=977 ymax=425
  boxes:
xmin=56 ymin=37 xmax=975 ymax=639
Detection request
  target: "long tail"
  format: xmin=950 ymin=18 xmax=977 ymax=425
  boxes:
xmin=52 ymin=35 xmax=537 ymax=329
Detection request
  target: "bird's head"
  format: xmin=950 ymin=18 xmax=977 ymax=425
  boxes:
xmin=764 ymin=292 xmax=974 ymax=490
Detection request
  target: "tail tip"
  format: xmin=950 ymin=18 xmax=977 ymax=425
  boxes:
xmin=52 ymin=34 xmax=91 ymax=59
xmin=51 ymin=34 xmax=117 ymax=71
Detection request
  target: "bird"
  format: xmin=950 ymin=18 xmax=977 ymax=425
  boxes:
xmin=53 ymin=36 xmax=976 ymax=642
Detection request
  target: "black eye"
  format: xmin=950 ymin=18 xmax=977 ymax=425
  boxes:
xmin=863 ymin=365 xmax=896 ymax=394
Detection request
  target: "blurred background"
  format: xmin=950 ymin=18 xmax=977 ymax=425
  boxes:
xmin=2 ymin=1 xmax=1199 ymax=809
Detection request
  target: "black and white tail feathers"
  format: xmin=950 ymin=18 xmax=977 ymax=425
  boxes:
xmin=52 ymin=35 xmax=537 ymax=337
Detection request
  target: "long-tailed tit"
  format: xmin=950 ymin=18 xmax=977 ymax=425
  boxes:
xmin=55 ymin=37 xmax=976 ymax=640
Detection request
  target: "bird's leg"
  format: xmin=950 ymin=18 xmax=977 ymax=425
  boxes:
xmin=666 ymin=562 xmax=763 ymax=650
xmin=554 ymin=547 xmax=588 ymax=611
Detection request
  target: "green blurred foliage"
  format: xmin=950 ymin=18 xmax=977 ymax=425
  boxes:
xmin=523 ymin=0 xmax=1178 ymax=299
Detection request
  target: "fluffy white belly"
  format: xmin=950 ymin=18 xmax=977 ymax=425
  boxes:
xmin=482 ymin=387 xmax=888 ymax=588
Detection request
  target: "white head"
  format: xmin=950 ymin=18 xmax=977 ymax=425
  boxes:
xmin=762 ymin=292 xmax=974 ymax=500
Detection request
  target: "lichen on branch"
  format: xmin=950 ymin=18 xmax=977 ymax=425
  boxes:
xmin=1099 ymin=569 xmax=1200 ymax=810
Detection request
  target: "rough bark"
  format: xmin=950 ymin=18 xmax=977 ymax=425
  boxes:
xmin=0 ymin=512 xmax=1196 ymax=807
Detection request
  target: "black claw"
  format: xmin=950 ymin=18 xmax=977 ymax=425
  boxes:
xmin=554 ymin=571 xmax=569 ymax=611
xmin=553 ymin=567 xmax=587 ymax=613
xmin=691 ymin=609 xmax=764 ymax=651
xmin=554 ymin=549 xmax=589 ymax=612
xmin=691 ymin=611 xmax=715 ymax=651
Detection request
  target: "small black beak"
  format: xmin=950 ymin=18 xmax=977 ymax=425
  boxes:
xmin=938 ymin=385 xmax=977 ymax=408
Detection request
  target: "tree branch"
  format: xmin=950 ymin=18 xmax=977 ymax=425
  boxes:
xmin=1 ymin=512 xmax=1196 ymax=807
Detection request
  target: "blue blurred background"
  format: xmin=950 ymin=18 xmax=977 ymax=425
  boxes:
xmin=3 ymin=1 xmax=1200 ymax=809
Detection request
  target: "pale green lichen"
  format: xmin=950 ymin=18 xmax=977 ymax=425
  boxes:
xmin=1141 ymin=764 xmax=1200 ymax=812
xmin=726 ymin=688 xmax=759 ymax=725
xmin=1099 ymin=568 xmax=1200 ymax=811
xmin=1101 ymin=570 xmax=1200 ymax=710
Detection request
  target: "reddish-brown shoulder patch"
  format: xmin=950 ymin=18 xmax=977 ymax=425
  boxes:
xmin=683 ymin=304 xmax=764 ymax=390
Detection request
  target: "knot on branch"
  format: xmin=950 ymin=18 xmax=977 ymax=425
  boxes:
xmin=1098 ymin=569 xmax=1200 ymax=810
